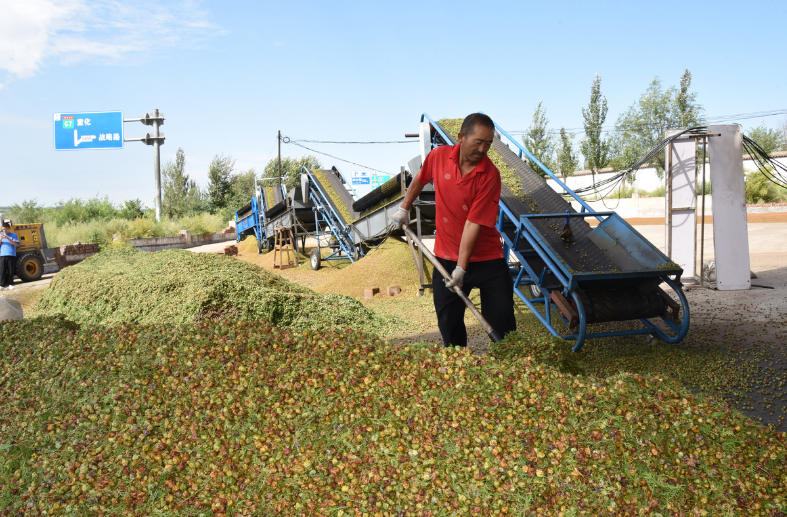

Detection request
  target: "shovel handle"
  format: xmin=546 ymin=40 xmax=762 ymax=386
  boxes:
xmin=402 ymin=225 xmax=502 ymax=343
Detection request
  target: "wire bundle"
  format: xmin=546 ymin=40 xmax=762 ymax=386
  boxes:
xmin=741 ymin=135 xmax=787 ymax=190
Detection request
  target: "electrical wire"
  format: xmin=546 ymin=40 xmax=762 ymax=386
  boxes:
xmin=283 ymin=138 xmax=394 ymax=174
xmin=506 ymin=108 xmax=787 ymax=136
xmin=566 ymin=127 xmax=710 ymax=201
xmin=741 ymin=135 xmax=787 ymax=189
xmin=291 ymin=139 xmax=416 ymax=144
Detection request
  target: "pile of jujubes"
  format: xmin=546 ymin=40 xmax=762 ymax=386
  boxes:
xmin=1 ymin=317 xmax=784 ymax=516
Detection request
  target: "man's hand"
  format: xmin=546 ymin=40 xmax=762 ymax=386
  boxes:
xmin=389 ymin=205 xmax=410 ymax=229
xmin=444 ymin=266 xmax=465 ymax=290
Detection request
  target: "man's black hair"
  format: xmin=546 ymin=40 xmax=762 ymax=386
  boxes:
xmin=459 ymin=113 xmax=495 ymax=137
xmin=1 ymin=223 xmax=9 ymax=228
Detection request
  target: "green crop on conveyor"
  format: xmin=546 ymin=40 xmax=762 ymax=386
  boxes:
xmin=264 ymin=186 xmax=277 ymax=209
xmin=311 ymin=169 xmax=353 ymax=224
xmin=438 ymin=118 xmax=526 ymax=203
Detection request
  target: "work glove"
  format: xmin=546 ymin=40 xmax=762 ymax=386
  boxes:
xmin=444 ymin=266 xmax=465 ymax=290
xmin=389 ymin=205 xmax=410 ymax=229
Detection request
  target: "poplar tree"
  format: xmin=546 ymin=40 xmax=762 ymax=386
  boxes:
xmin=580 ymin=73 xmax=611 ymax=187
xmin=521 ymin=102 xmax=555 ymax=177
xmin=555 ymin=128 xmax=579 ymax=178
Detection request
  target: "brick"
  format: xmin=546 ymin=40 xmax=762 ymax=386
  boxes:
xmin=364 ymin=287 xmax=380 ymax=299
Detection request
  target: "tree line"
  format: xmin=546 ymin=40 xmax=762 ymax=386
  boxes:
xmin=521 ymin=70 xmax=787 ymax=181
xmin=159 ymin=150 xmax=321 ymax=220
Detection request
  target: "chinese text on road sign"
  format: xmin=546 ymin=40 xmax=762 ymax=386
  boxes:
xmin=53 ymin=111 xmax=124 ymax=150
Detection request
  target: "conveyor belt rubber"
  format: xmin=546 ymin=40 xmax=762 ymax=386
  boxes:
xmin=236 ymin=202 xmax=252 ymax=221
xmin=435 ymin=122 xmax=617 ymax=274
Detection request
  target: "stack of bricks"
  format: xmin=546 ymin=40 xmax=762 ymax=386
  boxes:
xmin=60 ymin=243 xmax=99 ymax=255
xmin=224 ymin=245 xmax=238 ymax=256
xmin=221 ymin=227 xmax=235 ymax=234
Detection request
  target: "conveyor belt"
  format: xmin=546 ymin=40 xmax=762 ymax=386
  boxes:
xmin=435 ymin=122 xmax=617 ymax=274
xmin=315 ymin=169 xmax=360 ymax=221
xmin=310 ymin=172 xmax=349 ymax=226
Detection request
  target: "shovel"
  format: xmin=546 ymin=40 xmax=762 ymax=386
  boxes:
xmin=559 ymin=210 xmax=573 ymax=241
xmin=402 ymin=225 xmax=502 ymax=343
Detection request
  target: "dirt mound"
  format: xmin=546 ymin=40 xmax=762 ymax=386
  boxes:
xmin=315 ymin=237 xmax=432 ymax=298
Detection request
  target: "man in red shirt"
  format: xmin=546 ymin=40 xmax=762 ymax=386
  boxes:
xmin=391 ymin=113 xmax=516 ymax=347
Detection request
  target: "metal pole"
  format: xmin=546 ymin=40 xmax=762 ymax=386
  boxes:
xmin=152 ymin=108 xmax=162 ymax=221
xmin=666 ymin=142 xmax=674 ymax=258
xmin=277 ymin=130 xmax=282 ymax=189
xmin=700 ymin=138 xmax=708 ymax=286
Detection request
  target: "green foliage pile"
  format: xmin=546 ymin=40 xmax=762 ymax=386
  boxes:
xmin=29 ymin=248 xmax=397 ymax=335
xmin=1 ymin=318 xmax=785 ymax=515
xmin=437 ymin=119 xmax=526 ymax=202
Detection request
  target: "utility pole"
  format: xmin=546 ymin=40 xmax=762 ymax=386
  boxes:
xmin=124 ymin=109 xmax=165 ymax=221
xmin=277 ymin=130 xmax=282 ymax=189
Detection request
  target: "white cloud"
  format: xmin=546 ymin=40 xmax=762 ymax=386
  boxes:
xmin=0 ymin=0 xmax=221 ymax=79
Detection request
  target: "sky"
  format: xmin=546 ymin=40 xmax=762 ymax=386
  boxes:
xmin=1 ymin=0 xmax=786 ymax=208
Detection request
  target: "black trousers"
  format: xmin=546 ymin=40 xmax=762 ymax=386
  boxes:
xmin=433 ymin=257 xmax=516 ymax=347
xmin=0 ymin=256 xmax=17 ymax=287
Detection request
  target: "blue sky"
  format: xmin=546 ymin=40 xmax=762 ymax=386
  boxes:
xmin=1 ymin=0 xmax=786 ymax=207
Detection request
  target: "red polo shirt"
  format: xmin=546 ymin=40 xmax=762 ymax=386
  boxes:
xmin=417 ymin=144 xmax=503 ymax=262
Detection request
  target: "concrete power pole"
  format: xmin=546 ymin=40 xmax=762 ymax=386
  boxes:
xmin=277 ymin=130 xmax=282 ymax=189
xmin=151 ymin=109 xmax=163 ymax=221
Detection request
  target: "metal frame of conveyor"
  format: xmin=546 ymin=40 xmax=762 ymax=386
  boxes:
xmin=302 ymin=167 xmax=361 ymax=264
xmin=420 ymin=112 xmax=690 ymax=351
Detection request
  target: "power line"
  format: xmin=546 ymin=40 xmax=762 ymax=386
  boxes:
xmin=283 ymin=138 xmax=393 ymax=174
xmin=506 ymin=108 xmax=787 ymax=136
xmin=291 ymin=139 xmax=416 ymax=144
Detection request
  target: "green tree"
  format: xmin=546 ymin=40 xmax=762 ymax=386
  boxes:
xmin=162 ymin=148 xmax=205 ymax=218
xmin=521 ymin=102 xmax=555 ymax=177
xmin=745 ymin=124 xmax=786 ymax=155
xmin=207 ymin=153 xmax=236 ymax=213
xmin=229 ymin=168 xmax=258 ymax=209
xmin=610 ymin=70 xmax=704 ymax=176
xmin=555 ymin=128 xmax=579 ymax=178
xmin=119 ymin=199 xmax=146 ymax=220
xmin=8 ymin=199 xmax=44 ymax=224
xmin=745 ymin=168 xmax=787 ymax=204
xmin=580 ymin=73 xmax=611 ymax=185
xmin=262 ymin=155 xmax=322 ymax=192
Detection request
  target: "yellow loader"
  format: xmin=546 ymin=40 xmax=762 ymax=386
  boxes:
xmin=6 ymin=222 xmax=52 ymax=282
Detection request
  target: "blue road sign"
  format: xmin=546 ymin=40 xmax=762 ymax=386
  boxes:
xmin=53 ymin=111 xmax=124 ymax=151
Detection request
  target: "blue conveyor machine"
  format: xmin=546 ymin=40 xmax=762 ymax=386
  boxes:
xmin=418 ymin=113 xmax=690 ymax=351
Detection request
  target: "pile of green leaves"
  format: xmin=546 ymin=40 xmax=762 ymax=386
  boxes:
xmin=29 ymin=248 xmax=397 ymax=335
xmin=1 ymin=318 xmax=785 ymax=516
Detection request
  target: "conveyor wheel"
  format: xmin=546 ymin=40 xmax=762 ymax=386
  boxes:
xmin=529 ymin=284 xmax=543 ymax=299
xmin=310 ymin=249 xmax=321 ymax=271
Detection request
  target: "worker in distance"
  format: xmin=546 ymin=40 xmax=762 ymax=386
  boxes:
xmin=0 ymin=222 xmax=21 ymax=291
xmin=391 ymin=113 xmax=516 ymax=347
